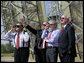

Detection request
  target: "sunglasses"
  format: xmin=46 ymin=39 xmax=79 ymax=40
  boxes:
xmin=42 ymin=24 xmax=46 ymax=26
xmin=50 ymin=24 xmax=54 ymax=26
xmin=61 ymin=17 xmax=66 ymax=19
xmin=13 ymin=25 xmax=16 ymax=28
xmin=16 ymin=25 xmax=21 ymax=28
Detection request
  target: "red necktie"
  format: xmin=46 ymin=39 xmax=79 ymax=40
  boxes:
xmin=61 ymin=27 xmax=64 ymax=32
xmin=40 ymin=31 xmax=49 ymax=48
xmin=16 ymin=33 xmax=19 ymax=49
xmin=40 ymin=39 xmax=43 ymax=48
xmin=46 ymin=32 xmax=52 ymax=48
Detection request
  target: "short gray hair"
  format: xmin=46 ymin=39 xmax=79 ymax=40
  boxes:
xmin=49 ymin=20 xmax=57 ymax=25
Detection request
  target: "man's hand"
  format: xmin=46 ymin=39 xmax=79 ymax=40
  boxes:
xmin=11 ymin=25 xmax=16 ymax=31
xmin=45 ymin=24 xmax=50 ymax=30
xmin=20 ymin=19 xmax=27 ymax=25
xmin=20 ymin=19 xmax=24 ymax=22
xmin=45 ymin=37 xmax=48 ymax=40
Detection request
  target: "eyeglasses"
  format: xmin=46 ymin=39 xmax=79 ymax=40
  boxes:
xmin=42 ymin=24 xmax=46 ymax=26
xmin=50 ymin=24 xmax=54 ymax=26
xmin=13 ymin=25 xmax=16 ymax=28
xmin=61 ymin=18 xmax=66 ymax=19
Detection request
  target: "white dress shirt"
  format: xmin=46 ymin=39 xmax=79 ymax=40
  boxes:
xmin=63 ymin=23 xmax=68 ymax=29
xmin=5 ymin=30 xmax=29 ymax=48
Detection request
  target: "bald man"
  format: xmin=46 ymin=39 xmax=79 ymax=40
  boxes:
xmin=58 ymin=15 xmax=77 ymax=62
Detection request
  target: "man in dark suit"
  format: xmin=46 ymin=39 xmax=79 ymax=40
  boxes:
xmin=20 ymin=19 xmax=48 ymax=62
xmin=58 ymin=15 xmax=77 ymax=62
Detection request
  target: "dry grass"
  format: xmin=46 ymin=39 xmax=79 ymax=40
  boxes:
xmin=1 ymin=53 xmax=35 ymax=62
xmin=1 ymin=45 xmax=83 ymax=62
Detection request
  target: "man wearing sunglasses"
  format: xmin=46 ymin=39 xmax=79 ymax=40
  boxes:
xmin=58 ymin=15 xmax=77 ymax=62
xmin=21 ymin=19 xmax=49 ymax=62
xmin=40 ymin=22 xmax=50 ymax=62
xmin=5 ymin=22 xmax=30 ymax=62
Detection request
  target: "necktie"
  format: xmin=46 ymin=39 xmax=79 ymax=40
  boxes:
xmin=40 ymin=39 xmax=43 ymax=48
xmin=61 ymin=27 xmax=64 ymax=32
xmin=46 ymin=32 xmax=52 ymax=48
xmin=16 ymin=33 xmax=19 ymax=49
xmin=40 ymin=31 xmax=49 ymax=48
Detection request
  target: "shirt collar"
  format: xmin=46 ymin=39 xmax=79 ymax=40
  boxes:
xmin=63 ymin=23 xmax=68 ymax=28
xmin=50 ymin=28 xmax=57 ymax=32
xmin=16 ymin=31 xmax=23 ymax=34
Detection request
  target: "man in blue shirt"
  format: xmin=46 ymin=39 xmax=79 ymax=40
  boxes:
xmin=44 ymin=20 xmax=60 ymax=62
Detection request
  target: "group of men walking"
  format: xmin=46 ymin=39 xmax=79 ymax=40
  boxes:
xmin=5 ymin=14 xmax=77 ymax=62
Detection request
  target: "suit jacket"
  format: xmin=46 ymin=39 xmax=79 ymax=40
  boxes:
xmin=26 ymin=25 xmax=43 ymax=53
xmin=58 ymin=24 xmax=77 ymax=57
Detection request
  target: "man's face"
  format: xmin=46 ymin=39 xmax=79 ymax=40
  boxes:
xmin=49 ymin=22 xmax=55 ymax=30
xmin=60 ymin=15 xmax=68 ymax=25
xmin=42 ymin=22 xmax=48 ymax=30
xmin=16 ymin=23 xmax=22 ymax=32
xmin=46 ymin=24 xmax=50 ymax=29
xmin=42 ymin=24 xmax=46 ymax=30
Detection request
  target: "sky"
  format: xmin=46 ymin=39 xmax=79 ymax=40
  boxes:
xmin=1 ymin=16 xmax=9 ymax=45
xmin=45 ymin=1 xmax=52 ymax=16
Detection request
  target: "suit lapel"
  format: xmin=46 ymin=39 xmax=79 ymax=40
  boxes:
xmin=59 ymin=24 xmax=70 ymax=37
xmin=59 ymin=28 xmax=66 ymax=37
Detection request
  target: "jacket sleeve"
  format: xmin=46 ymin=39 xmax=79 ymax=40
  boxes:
xmin=26 ymin=25 xmax=37 ymax=35
xmin=68 ymin=26 xmax=75 ymax=51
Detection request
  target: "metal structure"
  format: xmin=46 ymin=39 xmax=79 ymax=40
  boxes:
xmin=1 ymin=1 xmax=83 ymax=62
xmin=1 ymin=1 xmax=45 ymax=60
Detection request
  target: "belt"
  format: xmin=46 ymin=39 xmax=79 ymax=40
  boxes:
xmin=47 ymin=46 xmax=58 ymax=49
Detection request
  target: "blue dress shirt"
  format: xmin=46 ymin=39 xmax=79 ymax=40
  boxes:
xmin=46 ymin=28 xmax=60 ymax=47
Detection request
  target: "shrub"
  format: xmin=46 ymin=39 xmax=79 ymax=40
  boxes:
xmin=1 ymin=44 xmax=14 ymax=53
